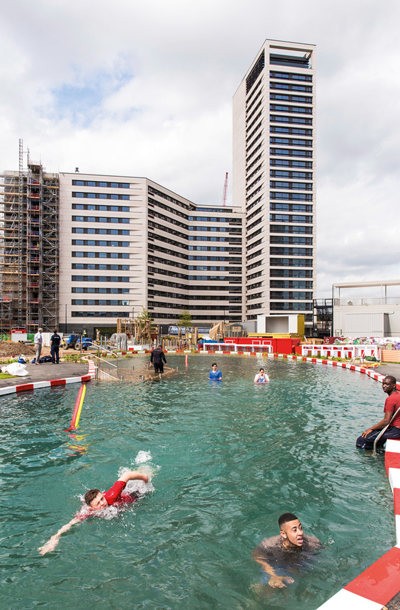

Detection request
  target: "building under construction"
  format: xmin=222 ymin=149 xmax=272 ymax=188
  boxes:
xmin=0 ymin=140 xmax=59 ymax=332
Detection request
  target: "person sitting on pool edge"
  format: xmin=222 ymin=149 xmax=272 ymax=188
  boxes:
xmin=209 ymin=362 xmax=222 ymax=380
xmin=254 ymin=368 xmax=269 ymax=383
xmin=356 ymin=375 xmax=400 ymax=450
xmin=38 ymin=470 xmax=149 ymax=555
xmin=252 ymin=513 xmax=321 ymax=588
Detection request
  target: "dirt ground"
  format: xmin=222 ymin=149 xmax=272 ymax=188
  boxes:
xmin=0 ymin=341 xmax=70 ymax=361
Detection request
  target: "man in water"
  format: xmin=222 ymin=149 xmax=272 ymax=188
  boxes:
xmin=209 ymin=362 xmax=222 ymax=380
xmin=38 ymin=470 xmax=149 ymax=555
xmin=252 ymin=513 xmax=321 ymax=588
xmin=150 ymin=345 xmax=167 ymax=374
xmin=356 ymin=375 xmax=400 ymax=450
xmin=254 ymin=368 xmax=269 ymax=383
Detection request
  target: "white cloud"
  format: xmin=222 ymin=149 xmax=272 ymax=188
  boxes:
xmin=1 ymin=0 xmax=400 ymax=295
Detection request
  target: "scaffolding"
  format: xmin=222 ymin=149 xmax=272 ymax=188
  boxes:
xmin=0 ymin=140 xmax=59 ymax=332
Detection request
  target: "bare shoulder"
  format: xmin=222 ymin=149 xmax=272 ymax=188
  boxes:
xmin=304 ymin=534 xmax=322 ymax=550
xmin=256 ymin=535 xmax=281 ymax=551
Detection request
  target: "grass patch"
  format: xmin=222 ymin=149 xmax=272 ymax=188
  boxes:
xmin=0 ymin=372 xmax=15 ymax=379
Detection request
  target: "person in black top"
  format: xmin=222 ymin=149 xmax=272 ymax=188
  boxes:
xmin=150 ymin=345 xmax=167 ymax=374
xmin=51 ymin=329 xmax=61 ymax=364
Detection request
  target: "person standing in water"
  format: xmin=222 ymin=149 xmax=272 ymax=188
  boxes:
xmin=254 ymin=368 xmax=269 ymax=383
xmin=252 ymin=513 xmax=321 ymax=588
xmin=209 ymin=362 xmax=222 ymax=380
xmin=150 ymin=345 xmax=167 ymax=374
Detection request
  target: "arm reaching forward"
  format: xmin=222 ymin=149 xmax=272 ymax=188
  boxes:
xmin=38 ymin=517 xmax=80 ymax=555
xmin=119 ymin=470 xmax=149 ymax=484
xmin=252 ymin=549 xmax=294 ymax=588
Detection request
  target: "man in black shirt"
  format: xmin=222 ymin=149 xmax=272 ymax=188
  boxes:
xmin=150 ymin=345 xmax=167 ymax=374
xmin=51 ymin=329 xmax=61 ymax=364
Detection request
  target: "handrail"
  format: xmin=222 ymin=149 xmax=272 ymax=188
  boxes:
xmin=89 ymin=354 xmax=117 ymax=368
xmin=373 ymin=406 xmax=400 ymax=455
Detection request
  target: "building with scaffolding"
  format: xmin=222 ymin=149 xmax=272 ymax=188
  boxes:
xmin=0 ymin=140 xmax=59 ymax=333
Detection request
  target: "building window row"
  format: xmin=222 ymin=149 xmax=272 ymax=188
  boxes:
xmin=188 ymin=216 xmax=240 ymax=224
xmin=247 ymin=164 xmax=264 ymax=184
xmin=247 ymin=205 xmax=263 ymax=222
xmin=194 ymin=207 xmax=233 ymax=213
xmin=72 ymin=287 xmax=130 ymax=294
xmin=246 ymin=132 xmax=264 ymax=155
xmin=270 ymin=280 xmax=313 ymax=289
xmin=247 ymin=216 xmax=264 ymax=231
xmin=270 ymin=247 xmax=313 ymax=256
xmin=189 ymin=245 xmax=240 ymax=252
xmin=247 ymin=238 xmax=263 ymax=251
xmin=247 ymin=249 xmax=263 ymax=261
xmin=270 ymin=93 xmax=312 ymax=104
xmin=246 ymin=174 xmax=264 ymax=194
xmin=72 ymin=227 xmax=130 ymax=235
xmin=270 ymin=82 xmax=312 ymax=93
xmin=246 ymin=73 xmax=264 ymax=104
xmin=247 ymin=196 xmax=264 ymax=214
xmin=149 ymin=278 xmax=242 ymax=292
xmin=270 ymin=235 xmax=312 ymax=244
xmin=270 ymin=170 xmax=312 ymax=179
xmin=149 ymin=254 xmax=187 ymax=270
xmin=270 ymin=159 xmax=313 ymax=169
xmin=246 ymin=142 xmax=263 ymax=163
xmin=72 ymin=264 xmax=129 ymax=270
xmin=72 ymin=180 xmax=130 ymax=188
xmin=72 ymin=239 xmax=130 ymax=247
xmin=247 ymin=292 xmax=263 ymax=300
xmin=270 ymin=115 xmax=312 ymax=125
xmin=72 ymin=251 xmax=129 ymax=259
xmin=247 ymin=302 xmax=263 ymax=310
xmin=246 ymin=120 xmax=264 ymax=145
xmin=71 ymin=275 xmax=130 ymax=282
xmin=246 ymin=99 xmax=263 ymax=123
xmin=271 ymin=182 xmax=312 ymax=191
xmin=270 ymin=258 xmax=313 ymax=267
xmin=247 ymin=227 xmax=263 ymax=242
xmin=270 ymin=148 xmax=312 ymax=158
xmin=247 ymin=270 xmax=263 ymax=281
xmin=271 ymin=197 xmax=312 ymax=206
xmin=270 ymin=126 xmax=312 ymax=136
xmin=73 ymin=204 xmax=130 ymax=212
xmin=148 ymin=186 xmax=193 ymax=211
xmin=189 ymin=226 xmax=241 ymax=234
xmin=72 ymin=216 xmax=130 ymax=224
xmin=247 ymin=281 xmax=263 ymax=290
xmin=148 ymin=231 xmax=188 ymax=251
xmin=72 ymin=299 xmax=129 ymax=306
xmin=71 ymin=311 xmax=128 ymax=317
xmin=149 ymin=209 xmax=188 ymax=230
xmin=270 ymin=214 xmax=312 ymax=224
xmin=149 ymin=244 xmax=187 ymax=260
xmin=73 ymin=192 xmax=129 ymax=201
xmin=270 ymin=104 xmax=312 ymax=115
xmin=189 ymin=235 xmax=241 ymax=243
xmin=148 ymin=220 xmax=187 ymax=242
xmin=247 ymin=154 xmax=263 ymax=174
xmin=189 ymin=256 xmax=240 ymax=262
xmin=246 ymin=186 xmax=263 ymax=203
xmin=270 ymin=268 xmax=313 ymax=278
xmin=247 ymin=259 xmax=263 ymax=271
xmin=270 ymin=303 xmax=312 ymax=311
xmin=270 ymin=137 xmax=312 ymax=147
xmin=187 ymin=275 xmax=236 ymax=281
xmin=271 ymin=203 xmax=313 ymax=213
xmin=270 ymin=71 xmax=312 ymax=82
xmin=148 ymin=196 xmax=188 ymax=220
xmin=246 ymin=50 xmax=265 ymax=93
xmin=246 ymin=86 xmax=264 ymax=114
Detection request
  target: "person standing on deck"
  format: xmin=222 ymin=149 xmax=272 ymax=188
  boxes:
xmin=50 ymin=329 xmax=61 ymax=364
xmin=34 ymin=328 xmax=43 ymax=365
xmin=356 ymin=375 xmax=400 ymax=450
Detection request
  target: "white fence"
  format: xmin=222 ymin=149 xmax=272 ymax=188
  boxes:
xmin=202 ymin=343 xmax=273 ymax=354
xmin=301 ymin=344 xmax=381 ymax=360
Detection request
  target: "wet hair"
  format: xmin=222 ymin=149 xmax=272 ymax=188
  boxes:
xmin=85 ymin=488 xmax=101 ymax=506
xmin=278 ymin=513 xmax=298 ymax=528
xmin=212 ymin=362 xmax=217 ymax=367
xmin=384 ymin=375 xmax=397 ymax=385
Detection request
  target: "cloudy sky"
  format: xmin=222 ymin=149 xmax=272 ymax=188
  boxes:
xmin=1 ymin=0 xmax=400 ymax=297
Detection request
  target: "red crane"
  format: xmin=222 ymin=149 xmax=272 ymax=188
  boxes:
xmin=222 ymin=172 xmax=228 ymax=206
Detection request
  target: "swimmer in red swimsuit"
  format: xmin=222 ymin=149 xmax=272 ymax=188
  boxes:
xmin=38 ymin=470 xmax=149 ymax=555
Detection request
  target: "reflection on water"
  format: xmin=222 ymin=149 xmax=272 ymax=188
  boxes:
xmin=0 ymin=356 xmax=394 ymax=609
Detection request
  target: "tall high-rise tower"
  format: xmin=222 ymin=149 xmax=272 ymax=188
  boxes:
xmin=233 ymin=40 xmax=316 ymax=333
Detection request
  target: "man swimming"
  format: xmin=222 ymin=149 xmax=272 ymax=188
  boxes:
xmin=209 ymin=362 xmax=222 ymax=380
xmin=38 ymin=470 xmax=149 ymax=555
xmin=254 ymin=368 xmax=269 ymax=383
xmin=252 ymin=513 xmax=321 ymax=588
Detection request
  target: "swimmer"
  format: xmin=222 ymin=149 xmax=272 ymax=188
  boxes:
xmin=254 ymin=368 xmax=269 ymax=383
xmin=38 ymin=470 xmax=149 ymax=555
xmin=209 ymin=362 xmax=222 ymax=380
xmin=252 ymin=513 xmax=321 ymax=588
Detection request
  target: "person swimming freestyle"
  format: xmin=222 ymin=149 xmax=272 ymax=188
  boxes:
xmin=209 ymin=362 xmax=222 ymax=380
xmin=38 ymin=470 xmax=149 ymax=555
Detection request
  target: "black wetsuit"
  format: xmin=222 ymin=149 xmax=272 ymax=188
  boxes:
xmin=150 ymin=348 xmax=167 ymax=373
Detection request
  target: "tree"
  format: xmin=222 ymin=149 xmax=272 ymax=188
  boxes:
xmin=177 ymin=309 xmax=192 ymax=329
xmin=137 ymin=307 xmax=153 ymax=321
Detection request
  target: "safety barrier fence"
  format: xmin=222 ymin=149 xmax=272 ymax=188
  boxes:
xmin=202 ymin=343 xmax=273 ymax=354
xmin=301 ymin=343 xmax=381 ymax=360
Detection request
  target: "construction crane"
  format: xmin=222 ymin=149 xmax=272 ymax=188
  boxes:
xmin=222 ymin=172 xmax=228 ymax=206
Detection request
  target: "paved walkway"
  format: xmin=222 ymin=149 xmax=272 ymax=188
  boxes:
xmin=376 ymin=363 xmax=400 ymax=379
xmin=0 ymin=362 xmax=89 ymax=388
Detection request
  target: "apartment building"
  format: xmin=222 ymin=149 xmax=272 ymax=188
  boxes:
xmin=59 ymin=173 xmax=243 ymax=333
xmin=233 ymin=39 xmax=316 ymax=332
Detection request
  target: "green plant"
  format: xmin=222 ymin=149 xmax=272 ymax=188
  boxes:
xmin=177 ymin=309 xmax=192 ymax=329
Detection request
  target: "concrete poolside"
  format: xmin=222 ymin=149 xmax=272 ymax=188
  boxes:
xmin=0 ymin=361 xmax=89 ymax=388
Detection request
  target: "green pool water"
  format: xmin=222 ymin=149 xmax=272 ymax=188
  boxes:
xmin=0 ymin=356 xmax=394 ymax=609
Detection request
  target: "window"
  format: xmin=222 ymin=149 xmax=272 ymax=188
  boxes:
xmin=72 ymin=180 xmax=130 ymax=189
xmin=270 ymin=71 xmax=312 ymax=82
xmin=72 ymin=216 xmax=130 ymax=224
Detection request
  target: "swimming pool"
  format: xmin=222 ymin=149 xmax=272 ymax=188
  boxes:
xmin=0 ymin=356 xmax=394 ymax=609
